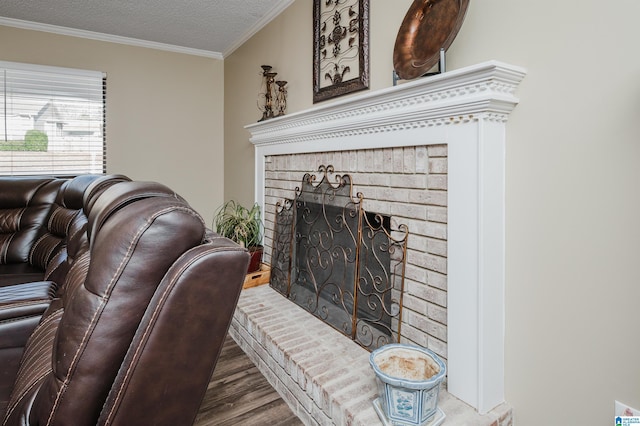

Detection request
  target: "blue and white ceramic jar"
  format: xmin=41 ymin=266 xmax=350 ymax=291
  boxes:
xmin=369 ymin=344 xmax=446 ymax=426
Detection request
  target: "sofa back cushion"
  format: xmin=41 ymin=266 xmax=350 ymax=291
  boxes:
xmin=28 ymin=175 xmax=102 ymax=274
xmin=0 ymin=178 xmax=62 ymax=265
xmin=41 ymin=175 xmax=131 ymax=290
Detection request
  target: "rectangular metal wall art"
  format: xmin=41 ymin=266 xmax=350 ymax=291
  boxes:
xmin=313 ymin=0 xmax=369 ymax=103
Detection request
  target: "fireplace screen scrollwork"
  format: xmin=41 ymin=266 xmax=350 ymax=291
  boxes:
xmin=270 ymin=165 xmax=408 ymax=351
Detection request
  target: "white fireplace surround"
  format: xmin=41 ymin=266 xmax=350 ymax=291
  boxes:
xmin=245 ymin=60 xmax=526 ymax=414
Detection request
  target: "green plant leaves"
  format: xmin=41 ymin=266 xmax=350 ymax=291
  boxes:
xmin=213 ymin=200 xmax=263 ymax=248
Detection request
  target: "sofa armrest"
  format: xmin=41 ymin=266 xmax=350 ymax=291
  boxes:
xmin=0 ymin=281 xmax=55 ymax=406
xmin=98 ymin=241 xmax=250 ymax=425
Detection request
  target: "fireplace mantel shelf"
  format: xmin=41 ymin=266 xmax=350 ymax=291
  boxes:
xmin=245 ymin=60 xmax=526 ymax=416
xmin=246 ymin=60 xmax=525 ymax=149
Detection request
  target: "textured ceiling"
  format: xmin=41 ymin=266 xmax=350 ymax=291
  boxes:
xmin=0 ymin=0 xmax=293 ymax=57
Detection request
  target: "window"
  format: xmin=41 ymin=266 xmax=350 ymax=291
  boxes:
xmin=0 ymin=61 xmax=106 ymax=176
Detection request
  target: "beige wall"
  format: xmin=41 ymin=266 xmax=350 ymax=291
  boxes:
xmin=224 ymin=1 xmax=410 ymax=206
xmin=0 ymin=25 xmax=225 ymax=223
xmin=225 ymin=1 xmax=640 ymax=425
xmin=224 ymin=0 xmax=310 ymax=208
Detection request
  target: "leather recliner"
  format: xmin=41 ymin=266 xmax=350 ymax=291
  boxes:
xmin=0 ymin=181 xmax=250 ymax=425
xmin=0 ymin=175 xmax=133 ymax=405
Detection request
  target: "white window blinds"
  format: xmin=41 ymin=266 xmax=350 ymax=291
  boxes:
xmin=0 ymin=61 xmax=106 ymax=176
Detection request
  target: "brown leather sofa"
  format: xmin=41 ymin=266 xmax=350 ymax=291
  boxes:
xmin=0 ymin=174 xmax=130 ymax=287
xmin=0 ymin=176 xmax=250 ymax=425
xmin=0 ymin=174 xmax=133 ymax=398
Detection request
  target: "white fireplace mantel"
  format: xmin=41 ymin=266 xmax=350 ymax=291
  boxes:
xmin=245 ymin=60 xmax=526 ymax=414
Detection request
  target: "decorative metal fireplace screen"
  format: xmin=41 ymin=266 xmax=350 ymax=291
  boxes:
xmin=270 ymin=166 xmax=408 ymax=351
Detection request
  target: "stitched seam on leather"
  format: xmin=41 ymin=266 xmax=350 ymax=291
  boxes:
xmin=102 ymin=247 xmax=212 ymax=425
xmin=2 ymin=368 xmax=51 ymax=424
xmin=47 ymin=208 xmax=59 ymax=231
xmin=45 ymin=206 xmax=181 ymax=426
xmin=65 ymin=211 xmax=80 ymax=235
xmin=29 ymin=234 xmax=49 ymax=265
xmin=42 ymin=242 xmax=59 ymax=268
xmin=3 ymin=309 xmax=63 ymax=424
xmin=28 ymin=236 xmax=42 ymax=265
xmin=44 ymin=260 xmax=62 ymax=280
xmin=16 ymin=206 xmax=25 ymax=226
xmin=0 ymin=239 xmax=6 ymax=264
xmin=67 ymin=224 xmax=83 ymax=242
xmin=2 ymin=206 xmax=25 ymax=263
xmin=2 ymin=232 xmax=14 ymax=264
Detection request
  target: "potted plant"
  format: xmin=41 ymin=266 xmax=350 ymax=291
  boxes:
xmin=369 ymin=343 xmax=447 ymax=426
xmin=213 ymin=200 xmax=264 ymax=273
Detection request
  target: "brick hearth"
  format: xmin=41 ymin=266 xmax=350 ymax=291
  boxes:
xmin=229 ymin=285 xmax=513 ymax=425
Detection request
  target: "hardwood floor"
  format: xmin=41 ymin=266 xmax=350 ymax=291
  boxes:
xmin=194 ymin=335 xmax=303 ymax=426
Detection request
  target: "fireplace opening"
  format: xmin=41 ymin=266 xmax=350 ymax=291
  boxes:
xmin=269 ymin=165 xmax=408 ymax=351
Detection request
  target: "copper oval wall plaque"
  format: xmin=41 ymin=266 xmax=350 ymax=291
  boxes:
xmin=393 ymin=0 xmax=470 ymax=80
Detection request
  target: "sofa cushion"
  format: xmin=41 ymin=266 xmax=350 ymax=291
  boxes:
xmin=0 ymin=178 xmax=62 ymax=265
xmin=0 ymin=264 xmax=44 ymax=287
xmin=27 ymin=175 xmax=103 ymax=279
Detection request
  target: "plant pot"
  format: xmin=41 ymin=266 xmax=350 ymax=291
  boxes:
xmin=369 ymin=344 xmax=446 ymax=426
xmin=247 ymin=245 xmax=263 ymax=273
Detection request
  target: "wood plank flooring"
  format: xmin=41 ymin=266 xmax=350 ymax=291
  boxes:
xmin=194 ymin=334 xmax=303 ymax=426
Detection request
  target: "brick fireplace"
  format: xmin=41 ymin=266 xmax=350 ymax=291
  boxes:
xmin=264 ymin=147 xmax=447 ymax=356
xmin=231 ymin=61 xmax=525 ymax=425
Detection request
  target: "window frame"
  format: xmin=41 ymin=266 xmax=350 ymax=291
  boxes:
xmin=0 ymin=61 xmax=106 ymax=177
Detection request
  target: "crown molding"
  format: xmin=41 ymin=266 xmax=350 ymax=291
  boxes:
xmin=0 ymin=17 xmax=224 ymax=59
xmin=222 ymin=0 xmax=295 ymax=58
